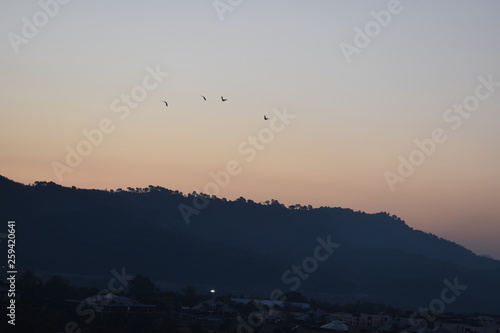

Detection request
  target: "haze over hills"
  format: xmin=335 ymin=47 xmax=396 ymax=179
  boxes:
xmin=1 ymin=175 xmax=499 ymax=314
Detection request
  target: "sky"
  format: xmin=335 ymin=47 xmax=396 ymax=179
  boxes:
xmin=1 ymin=0 xmax=499 ymax=259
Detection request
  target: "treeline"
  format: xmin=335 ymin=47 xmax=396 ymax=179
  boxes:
xmin=2 ymin=271 xmax=498 ymax=333
xmin=28 ymin=180 xmax=321 ymax=210
xmin=1 ymin=271 xmax=194 ymax=332
xmin=2 ymin=270 xmax=407 ymax=333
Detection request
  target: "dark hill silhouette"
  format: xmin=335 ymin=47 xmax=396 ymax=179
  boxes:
xmin=1 ymin=175 xmax=499 ymax=313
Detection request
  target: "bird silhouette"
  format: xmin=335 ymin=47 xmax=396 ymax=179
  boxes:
xmin=264 ymin=115 xmax=269 ymax=120
xmin=201 ymin=95 xmax=206 ymax=101
xmin=162 ymin=100 xmax=168 ymax=107
xmin=221 ymin=96 xmax=227 ymax=102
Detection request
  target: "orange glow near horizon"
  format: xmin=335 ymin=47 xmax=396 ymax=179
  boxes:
xmin=1 ymin=1 xmax=500 ymax=259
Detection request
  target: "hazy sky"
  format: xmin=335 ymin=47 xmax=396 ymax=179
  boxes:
xmin=1 ymin=1 xmax=499 ymax=259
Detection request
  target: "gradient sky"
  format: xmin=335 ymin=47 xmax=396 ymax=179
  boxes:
xmin=1 ymin=1 xmax=499 ymax=259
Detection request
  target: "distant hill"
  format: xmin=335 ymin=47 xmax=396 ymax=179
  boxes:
xmin=1 ymin=175 xmax=499 ymax=313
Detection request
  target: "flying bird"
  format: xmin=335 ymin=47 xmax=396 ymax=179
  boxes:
xmin=264 ymin=115 xmax=269 ymax=120
xmin=201 ymin=95 xmax=206 ymax=101
xmin=221 ymin=96 xmax=227 ymax=102
xmin=162 ymin=100 xmax=168 ymax=107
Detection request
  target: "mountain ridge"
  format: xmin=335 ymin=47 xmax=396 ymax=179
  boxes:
xmin=1 ymin=175 xmax=499 ymax=313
